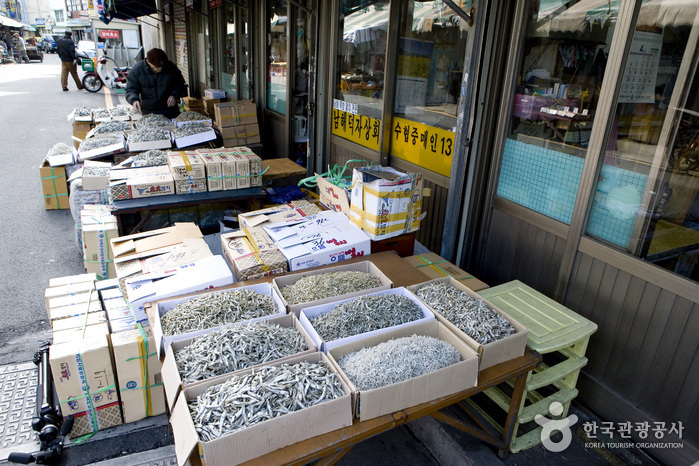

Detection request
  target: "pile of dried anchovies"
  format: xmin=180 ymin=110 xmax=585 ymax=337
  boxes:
xmin=129 ymin=126 xmax=170 ymax=143
xmin=309 ymin=294 xmax=423 ymax=342
xmin=161 ymin=289 xmax=278 ymax=336
xmin=189 ymin=361 xmax=344 ymax=441
xmin=136 ymin=113 xmax=172 ymax=128
xmin=176 ymin=111 xmax=207 ymax=122
xmin=80 ymin=135 xmax=123 ymax=151
xmin=174 ymin=122 xmax=212 ymax=138
xmin=92 ymin=108 xmax=111 ymax=119
xmin=176 ymin=321 xmax=308 ymax=383
xmin=91 ymin=120 xmax=133 ymax=135
xmin=280 ymin=271 xmax=382 ymax=305
xmin=47 ymin=143 xmax=73 ymax=157
xmin=83 ymin=166 xmax=110 ymax=177
xmin=75 ymin=106 xmax=91 ymax=117
xmin=109 ymin=106 xmax=128 ymax=117
xmin=132 ymin=149 xmax=168 ymax=166
xmin=414 ymin=281 xmax=516 ymax=345
xmin=338 ymin=335 xmax=461 ymax=390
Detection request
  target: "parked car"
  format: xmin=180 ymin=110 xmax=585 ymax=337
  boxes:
xmin=40 ymin=34 xmax=59 ymax=53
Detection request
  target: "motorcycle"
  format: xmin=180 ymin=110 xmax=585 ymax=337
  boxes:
xmin=79 ymin=51 xmax=130 ymax=93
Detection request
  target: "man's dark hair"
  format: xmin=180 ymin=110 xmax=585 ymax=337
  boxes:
xmin=64 ymin=31 xmax=72 ymax=37
xmin=146 ymin=48 xmax=168 ymax=67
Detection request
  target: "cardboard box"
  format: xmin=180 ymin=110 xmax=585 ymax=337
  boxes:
xmin=110 ymin=173 xmax=175 ymax=200
xmin=50 ymin=330 xmax=123 ymax=437
xmin=216 ymin=153 xmax=238 ymax=190
xmin=174 ymin=178 xmax=207 ymax=195
xmin=45 ymin=281 xmax=96 ymax=314
xmin=47 ymin=290 xmax=100 ymax=312
xmin=281 ymin=225 xmax=371 ymax=272
xmin=51 ymin=311 xmax=107 ymax=332
xmin=52 ymin=321 xmax=110 ymax=344
xmin=273 ymin=260 xmax=393 ymax=316
xmin=110 ymin=326 xmax=166 ymax=423
xmin=127 ymin=133 xmax=172 ymax=152
xmin=349 ymin=166 xmax=425 ymax=240
xmin=161 ymin=313 xmax=316 ymax=412
xmin=170 ymin=352 xmax=352 ymax=466
xmin=49 ymin=273 xmax=97 ymax=288
xmin=200 ymin=154 xmax=223 ymax=191
xmin=49 ymin=300 xmax=103 ymax=321
xmin=220 ymin=231 xmax=288 ymax=282
xmin=81 ymin=160 xmax=113 ymax=191
xmin=218 ymin=123 xmax=261 ymax=146
xmin=406 ymin=277 xmax=528 ymax=370
xmin=73 ymin=120 xmax=92 ymax=149
xmin=213 ymin=100 xmax=258 ymax=127
xmin=167 ymin=152 xmax=206 ymax=180
xmin=182 ymin=97 xmax=204 ymax=108
xmin=40 ymin=159 xmax=69 ymax=210
xmin=202 ymin=96 xmax=222 ymax=116
xmin=109 ymin=317 xmax=144 ymax=333
xmin=318 ymin=177 xmax=351 ymax=216
xmin=327 ymin=319 xmax=479 ymax=421
xmin=300 ymin=287 xmax=435 ymax=353
xmin=204 ymin=88 xmax=227 ymax=99
xmin=404 ymin=253 xmax=489 ymax=292
xmin=243 ymin=152 xmax=263 ymax=187
xmin=174 ymin=114 xmax=212 ymax=128
xmin=81 ymin=206 xmax=118 ymax=280
xmin=86 ymin=122 xmax=134 ymax=138
xmin=147 ymin=280 xmax=284 ymax=358
xmin=100 ymin=287 xmax=124 ymax=301
xmin=173 ymin=127 xmax=217 ymax=148
xmin=230 ymin=153 xmax=250 ymax=189
xmin=78 ymin=134 xmax=126 ymax=161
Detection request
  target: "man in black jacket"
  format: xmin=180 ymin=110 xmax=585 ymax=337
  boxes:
xmin=57 ymin=31 xmax=83 ymax=91
xmin=126 ymin=48 xmax=187 ymax=119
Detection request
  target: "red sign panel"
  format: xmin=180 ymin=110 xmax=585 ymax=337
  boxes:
xmin=99 ymin=30 xmax=120 ymax=39
xmin=208 ymin=0 xmax=222 ymax=8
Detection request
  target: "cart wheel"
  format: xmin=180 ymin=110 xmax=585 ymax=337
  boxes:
xmin=82 ymin=74 xmax=103 ymax=93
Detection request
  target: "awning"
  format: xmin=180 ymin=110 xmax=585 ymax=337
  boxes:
xmin=110 ymin=0 xmax=158 ymax=20
xmin=0 ymin=15 xmax=27 ymax=28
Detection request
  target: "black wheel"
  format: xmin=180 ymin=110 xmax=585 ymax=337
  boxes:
xmin=82 ymin=74 xmax=102 ymax=93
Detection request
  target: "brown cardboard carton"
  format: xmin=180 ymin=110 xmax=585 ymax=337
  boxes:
xmin=49 ymin=329 xmax=123 ymax=437
xmin=404 ymin=252 xmax=489 ymax=291
xmin=170 ymin=352 xmax=352 ymax=466
xmin=110 ymin=326 xmax=166 ymax=423
xmin=406 ymin=277 xmax=528 ymax=370
xmin=160 ymin=314 xmax=316 ymax=412
xmin=39 ymin=159 xmax=69 ymax=210
xmin=73 ymin=120 xmax=92 ymax=149
xmin=327 ymin=319 xmax=479 ymax=421
xmin=220 ymin=124 xmax=261 ymax=146
xmin=167 ymin=151 xmax=206 ymax=180
xmin=213 ymin=100 xmax=257 ymax=127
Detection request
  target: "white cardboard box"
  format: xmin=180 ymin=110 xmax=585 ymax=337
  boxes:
xmin=174 ymin=178 xmax=207 ymax=195
xmin=300 ymin=287 xmax=435 ymax=353
xmin=170 ymin=352 xmax=352 ymax=466
xmin=147 ymin=280 xmax=284 ymax=359
xmin=281 ymin=225 xmax=371 ymax=272
xmin=273 ymin=260 xmax=393 ymax=316
xmin=173 ymin=128 xmax=217 ymax=149
xmin=78 ymin=134 xmax=126 ymax=161
xmin=406 ymin=277 xmax=528 ymax=370
xmin=110 ymin=173 xmax=175 ymax=200
xmin=200 ymin=153 xmax=223 ymax=191
xmin=160 ymin=313 xmax=316 ymax=412
xmin=167 ymin=152 xmax=206 ymax=180
xmin=127 ymin=134 xmax=172 ymax=152
xmin=327 ymin=319 xmax=479 ymax=421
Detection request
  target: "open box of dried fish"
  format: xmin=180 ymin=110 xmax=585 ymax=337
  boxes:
xmin=153 ymin=282 xmax=286 ymax=358
xmin=109 ymin=106 xmax=131 ymax=121
xmin=72 ymin=105 xmax=92 ymax=121
xmin=173 ymin=122 xmax=216 ymax=148
xmin=174 ymin=110 xmax=212 ymax=127
xmin=170 ymin=352 xmax=352 ymax=465
xmin=87 ymin=120 xmax=134 ymax=138
xmin=161 ymin=314 xmax=316 ymax=412
xmin=273 ymin=261 xmax=392 ymax=316
xmin=299 ymin=287 xmax=434 ymax=353
xmin=136 ymin=113 xmax=173 ymax=128
xmin=131 ymin=149 xmax=169 ymax=167
xmin=327 ymin=319 xmax=478 ymax=421
xmin=78 ymin=134 xmax=126 ymax=161
xmin=92 ymin=108 xmax=111 ymax=122
xmin=127 ymin=126 xmax=172 ymax=152
xmin=407 ymin=277 xmax=528 ymax=370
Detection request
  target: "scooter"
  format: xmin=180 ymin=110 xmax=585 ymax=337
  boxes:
xmin=79 ymin=52 xmax=130 ymax=93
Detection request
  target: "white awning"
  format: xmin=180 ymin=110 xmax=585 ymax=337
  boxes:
xmin=0 ymin=15 xmax=26 ymax=28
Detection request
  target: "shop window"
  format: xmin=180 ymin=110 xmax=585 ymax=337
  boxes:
xmin=497 ymin=0 xmax=617 ymax=224
xmin=267 ymin=0 xmax=287 ymax=115
xmin=585 ymin=12 xmax=699 ymax=282
xmin=332 ymin=0 xmax=389 ymax=151
xmin=389 ymin=0 xmax=470 ymax=178
xmin=222 ymin=0 xmax=249 ymax=99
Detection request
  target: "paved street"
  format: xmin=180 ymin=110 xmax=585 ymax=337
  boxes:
xmin=0 ymin=54 xmax=114 ymax=365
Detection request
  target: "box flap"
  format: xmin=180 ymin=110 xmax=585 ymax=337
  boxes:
xmin=170 ymin=393 xmax=199 ymax=466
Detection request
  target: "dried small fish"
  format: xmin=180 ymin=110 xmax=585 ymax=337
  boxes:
xmin=136 ymin=113 xmax=172 ymax=128
xmin=80 ymin=135 xmax=122 ymax=151
xmin=280 ymin=271 xmax=382 ymax=305
xmin=338 ymin=334 xmax=461 ymax=390
xmin=129 ymin=126 xmax=170 ymax=143
xmin=83 ymin=166 xmax=110 ymax=177
xmin=132 ymin=149 xmax=168 ymax=167
xmin=309 ymin=294 xmax=423 ymax=342
xmin=176 ymin=111 xmax=208 ymax=122
xmin=175 ymin=321 xmax=308 ymax=383
xmin=75 ymin=106 xmax=91 ymax=117
xmin=188 ymin=361 xmax=344 ymax=441
xmin=47 ymin=143 xmax=73 ymax=157
xmin=91 ymin=120 xmax=133 ymax=135
xmin=174 ymin=122 xmax=212 ymax=138
xmin=92 ymin=108 xmax=111 ymax=119
xmin=414 ymin=281 xmax=516 ymax=345
xmin=109 ymin=106 xmax=129 ymax=117
xmin=161 ymin=289 xmax=278 ymax=336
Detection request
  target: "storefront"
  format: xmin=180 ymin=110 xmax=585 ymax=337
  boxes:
xmin=156 ymin=1 xmax=698 ymax=462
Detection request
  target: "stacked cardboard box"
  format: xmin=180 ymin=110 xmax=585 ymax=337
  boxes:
xmin=182 ymin=97 xmax=204 ymax=113
xmin=213 ymin=100 xmax=260 ymax=147
xmin=40 ymin=159 xmax=69 ymax=210
xmin=202 ymin=96 xmax=224 ymax=117
xmin=80 ymin=205 xmax=118 ymax=280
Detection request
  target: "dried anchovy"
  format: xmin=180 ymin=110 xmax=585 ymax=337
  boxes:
xmin=338 ymin=334 xmax=461 ymax=390
xmin=109 ymin=106 xmax=128 ymax=117
xmin=132 ymin=149 xmax=168 ymax=166
xmin=414 ymin=282 xmax=516 ymax=345
xmin=175 ymin=321 xmax=308 ymax=383
xmin=174 ymin=122 xmax=212 ymax=138
xmin=129 ymin=126 xmax=170 ymax=143
xmin=83 ymin=166 xmax=110 ymax=177
xmin=280 ymin=271 xmax=382 ymax=305
xmin=161 ymin=289 xmax=278 ymax=336
xmin=176 ymin=111 xmax=208 ymax=122
xmin=91 ymin=121 xmax=132 ymax=135
xmin=309 ymin=294 xmax=423 ymax=342
xmin=80 ymin=136 xmax=123 ymax=151
xmin=189 ymin=361 xmax=344 ymax=441
xmin=47 ymin=143 xmax=73 ymax=157
xmin=75 ymin=106 xmax=91 ymax=117
xmin=136 ymin=113 xmax=172 ymax=128
xmin=92 ymin=108 xmax=111 ymax=119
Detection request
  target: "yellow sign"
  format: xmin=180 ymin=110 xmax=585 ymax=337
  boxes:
xmin=390 ymin=117 xmax=454 ymax=177
xmin=331 ymin=108 xmax=380 ymax=151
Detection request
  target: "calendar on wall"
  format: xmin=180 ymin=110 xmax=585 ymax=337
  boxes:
xmin=618 ymin=30 xmax=662 ymax=104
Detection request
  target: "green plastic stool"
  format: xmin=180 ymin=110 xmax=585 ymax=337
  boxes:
xmin=473 ymin=280 xmax=598 ymax=453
